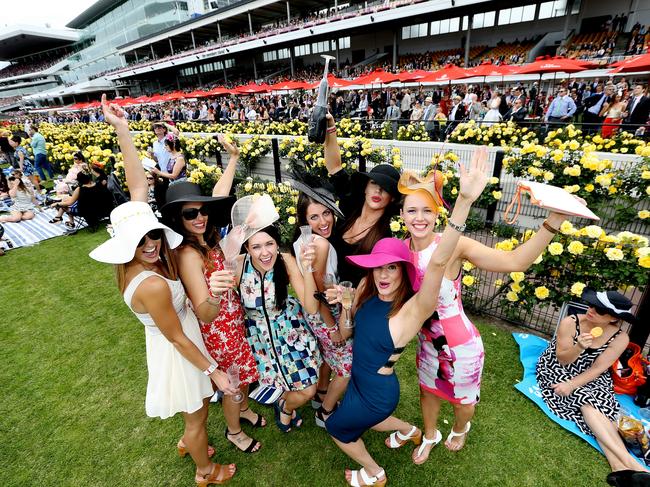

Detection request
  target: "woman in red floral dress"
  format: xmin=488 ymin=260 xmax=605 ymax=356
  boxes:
xmin=161 ymin=137 xmax=266 ymax=454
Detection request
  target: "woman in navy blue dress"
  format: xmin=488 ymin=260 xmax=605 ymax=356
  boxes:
xmin=324 ymin=149 xmax=488 ymax=486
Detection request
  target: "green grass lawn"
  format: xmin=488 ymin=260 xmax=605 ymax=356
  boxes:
xmin=0 ymin=229 xmax=610 ymax=486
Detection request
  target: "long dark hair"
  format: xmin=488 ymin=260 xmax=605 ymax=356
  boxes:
xmin=290 ymin=192 xmax=336 ymax=253
xmin=164 ymin=135 xmax=182 ymax=152
xmin=355 ymin=264 xmax=413 ymax=318
xmin=163 ymin=203 xmax=221 ymax=264
xmin=246 ymin=224 xmax=289 ymax=309
xmin=339 ymin=201 xmax=397 ymax=255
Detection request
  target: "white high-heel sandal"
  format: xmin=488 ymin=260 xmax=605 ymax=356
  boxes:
xmin=412 ymin=430 xmax=442 ymax=465
xmin=347 ymin=468 xmax=386 ymax=487
xmin=445 ymin=421 xmax=471 ymax=451
xmin=385 ymin=425 xmax=422 ymax=449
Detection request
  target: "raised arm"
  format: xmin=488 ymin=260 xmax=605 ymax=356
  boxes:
xmin=395 ymin=147 xmax=489 ymax=344
xmin=212 ymin=134 xmax=239 ymax=197
xmin=101 ymin=94 xmax=148 ymax=202
xmin=285 ymin=244 xmax=319 ymax=315
xmin=324 ymin=113 xmax=343 ymax=175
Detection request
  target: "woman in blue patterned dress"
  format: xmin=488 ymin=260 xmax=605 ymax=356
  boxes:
xmin=233 ymin=224 xmax=322 ymax=433
xmin=8 ymin=135 xmax=39 ymax=190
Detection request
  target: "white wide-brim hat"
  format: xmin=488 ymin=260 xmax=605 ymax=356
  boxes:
xmin=89 ymin=201 xmax=183 ymax=264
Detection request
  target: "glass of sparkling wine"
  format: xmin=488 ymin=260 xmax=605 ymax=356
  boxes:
xmin=299 ymin=225 xmax=315 ymax=272
xmin=226 ymin=364 xmax=243 ymax=403
xmin=223 ymin=259 xmax=238 ymax=300
xmin=340 ymin=281 xmax=354 ymax=328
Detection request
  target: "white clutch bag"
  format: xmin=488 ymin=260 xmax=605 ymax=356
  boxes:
xmin=504 ymin=180 xmax=600 ymax=223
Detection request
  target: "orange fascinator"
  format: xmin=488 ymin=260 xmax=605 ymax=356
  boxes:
xmin=398 ymin=170 xmax=445 ymax=209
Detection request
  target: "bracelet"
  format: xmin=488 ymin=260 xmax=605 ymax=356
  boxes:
xmin=206 ymin=295 xmax=222 ymax=307
xmin=447 ymin=219 xmax=466 ymax=233
xmin=326 ymin=126 xmax=337 ymax=134
xmin=542 ymin=220 xmax=559 ymax=234
xmin=328 ymin=324 xmax=340 ymax=332
xmin=203 ymin=364 xmax=217 ymax=376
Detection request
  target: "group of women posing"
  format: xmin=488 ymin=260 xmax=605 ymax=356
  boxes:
xmin=92 ymin=95 xmax=584 ymax=486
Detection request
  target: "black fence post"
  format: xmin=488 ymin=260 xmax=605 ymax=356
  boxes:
xmin=214 ymin=145 xmax=223 ymax=169
xmin=271 ymin=138 xmax=282 ymax=183
xmin=485 ymin=149 xmax=505 ymax=224
xmin=358 ymin=141 xmax=366 ymax=173
xmin=629 ymin=288 xmax=650 ymax=347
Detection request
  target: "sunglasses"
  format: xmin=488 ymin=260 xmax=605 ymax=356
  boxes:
xmin=181 ymin=205 xmax=210 ymax=221
xmin=146 ymin=176 xmax=154 ymax=180
xmin=592 ymin=305 xmax=610 ymax=316
xmin=137 ymin=229 xmax=164 ymax=247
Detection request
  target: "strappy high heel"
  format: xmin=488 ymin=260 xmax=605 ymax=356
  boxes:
xmin=412 ymin=430 xmax=442 ymax=465
xmin=346 ymin=468 xmax=386 ymax=487
xmin=311 ymin=388 xmax=328 ymax=409
xmin=385 ymin=425 xmax=422 ymax=449
xmin=224 ymin=428 xmax=260 ymax=454
xmin=195 ymin=463 xmax=236 ymax=486
xmin=177 ymin=439 xmax=215 ymax=458
xmin=274 ymin=399 xmax=292 ymax=433
xmin=239 ymin=407 xmax=266 ymax=428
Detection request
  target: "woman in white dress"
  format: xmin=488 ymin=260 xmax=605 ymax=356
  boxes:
xmin=90 ymin=95 xmax=237 ymax=487
xmin=481 ymin=95 xmax=503 ymax=126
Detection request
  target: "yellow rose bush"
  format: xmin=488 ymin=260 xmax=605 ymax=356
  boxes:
xmin=186 ymin=159 xmax=223 ymax=195
xmin=448 ymin=120 xmax=538 ymax=147
xmin=238 ymin=135 xmax=272 ymax=176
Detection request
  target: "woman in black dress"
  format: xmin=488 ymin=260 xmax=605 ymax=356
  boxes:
xmin=536 ymin=288 xmax=650 ymax=487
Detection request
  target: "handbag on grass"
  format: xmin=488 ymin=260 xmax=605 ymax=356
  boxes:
xmin=611 ymin=342 xmax=648 ymax=395
xmin=503 ymin=180 xmax=600 ymax=224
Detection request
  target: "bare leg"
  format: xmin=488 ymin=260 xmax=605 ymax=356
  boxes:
xmin=182 ymin=400 xmax=212 ymax=472
xmin=446 ymin=403 xmax=475 ymax=451
xmin=281 ymin=384 xmax=317 ymax=427
xmin=223 ymin=387 xmax=260 ymax=452
xmin=581 ymin=404 xmax=648 ymax=472
xmin=372 ymin=415 xmax=416 ymax=435
xmin=22 ymin=211 xmax=34 ymax=221
xmin=413 ymin=389 xmax=444 ymax=462
xmin=332 ymin=436 xmax=386 ymax=485
xmin=322 ymin=375 xmax=350 ymax=412
xmin=0 ymin=212 xmax=22 ymax=223
xmin=238 ymin=385 xmax=266 ymax=426
xmin=317 ymin=362 xmax=332 ymax=393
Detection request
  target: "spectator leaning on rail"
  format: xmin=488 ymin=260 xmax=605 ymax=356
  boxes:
xmin=28 ymin=124 xmax=54 ymax=182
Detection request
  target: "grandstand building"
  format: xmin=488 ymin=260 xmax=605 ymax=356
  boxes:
xmin=1 ymin=0 xmax=650 ymax=110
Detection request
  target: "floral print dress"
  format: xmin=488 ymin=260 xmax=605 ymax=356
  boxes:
xmin=199 ymin=250 xmax=258 ymax=385
xmin=239 ymin=254 xmax=321 ymax=391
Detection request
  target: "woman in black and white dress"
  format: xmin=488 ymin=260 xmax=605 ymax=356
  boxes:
xmin=536 ymin=288 xmax=649 ymax=487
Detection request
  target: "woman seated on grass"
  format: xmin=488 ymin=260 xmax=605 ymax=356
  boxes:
xmin=536 ymin=288 xmax=650 ymax=487
xmin=0 ymin=174 xmax=38 ymax=223
xmin=322 ymin=155 xmax=487 ymax=487
xmin=48 ymin=172 xmax=95 ymax=228
xmin=90 ymin=94 xmax=236 ymax=487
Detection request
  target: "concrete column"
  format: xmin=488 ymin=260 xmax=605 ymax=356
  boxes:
xmin=217 ymin=22 xmax=222 ymax=43
xmin=561 ymin=0 xmax=575 ymax=41
xmin=290 ymin=48 xmax=295 ymax=76
xmin=135 ymin=51 xmax=139 ymax=63
xmin=392 ymin=30 xmax=397 ymax=69
xmin=627 ymin=0 xmax=640 ymax=31
xmin=150 ymin=44 xmax=155 ymax=59
xmin=286 ymin=1 xmax=290 ymax=23
xmin=191 ymin=30 xmax=196 ymax=49
xmin=223 ymin=66 xmax=228 ymax=83
xmin=464 ymin=15 xmax=472 ymax=67
xmin=169 ymin=38 xmax=174 ymax=55
xmin=252 ymin=56 xmax=258 ymax=79
xmin=335 ymin=38 xmax=340 ymax=71
xmin=248 ymin=12 xmax=253 ymax=36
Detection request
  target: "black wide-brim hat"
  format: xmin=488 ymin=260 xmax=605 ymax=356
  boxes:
xmin=160 ymin=181 xmax=236 ymax=227
xmin=351 ymin=164 xmax=401 ymax=198
xmin=291 ymin=180 xmax=344 ymax=220
xmin=581 ymin=288 xmax=638 ymax=324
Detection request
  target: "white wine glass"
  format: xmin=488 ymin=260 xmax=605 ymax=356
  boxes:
xmin=299 ymin=225 xmax=315 ymax=272
xmin=340 ymin=281 xmax=354 ymax=328
xmin=226 ymin=364 xmax=243 ymax=403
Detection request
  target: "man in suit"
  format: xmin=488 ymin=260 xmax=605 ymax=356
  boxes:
xmin=582 ymin=84 xmax=614 ymax=134
xmin=504 ymin=98 xmax=527 ymax=124
xmin=385 ymin=98 xmax=401 ymax=137
xmin=447 ymin=95 xmax=466 ymax=134
xmin=622 ymin=84 xmax=650 ymax=134
xmin=422 ymin=96 xmax=436 ymax=140
xmin=286 ymin=100 xmax=300 ymax=120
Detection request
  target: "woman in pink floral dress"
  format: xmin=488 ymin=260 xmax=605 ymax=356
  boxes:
xmin=162 ymin=137 xmax=266 ymax=454
xmin=386 ymin=153 xmax=578 ymax=464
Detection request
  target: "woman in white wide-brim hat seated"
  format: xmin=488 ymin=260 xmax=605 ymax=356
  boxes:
xmin=89 ymin=95 xmax=236 ymax=487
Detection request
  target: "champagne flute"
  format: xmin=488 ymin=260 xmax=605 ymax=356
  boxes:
xmin=340 ymin=281 xmax=354 ymax=328
xmin=226 ymin=364 xmax=243 ymax=403
xmin=323 ymin=273 xmax=337 ymax=291
xmin=299 ymin=225 xmax=315 ymax=272
xmin=223 ymin=259 xmax=238 ymax=301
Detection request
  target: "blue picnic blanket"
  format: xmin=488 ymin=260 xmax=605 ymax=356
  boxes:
xmin=513 ymin=332 xmax=645 ymax=464
xmin=0 ymin=207 xmax=86 ymax=250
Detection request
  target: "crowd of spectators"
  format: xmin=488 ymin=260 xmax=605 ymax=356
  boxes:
xmin=626 ymin=22 xmax=650 ymax=55
xmin=0 ymin=56 xmax=66 ymax=80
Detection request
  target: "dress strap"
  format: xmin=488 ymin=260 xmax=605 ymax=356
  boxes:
xmin=604 ymin=328 xmax=623 ymax=346
xmin=123 ymin=271 xmax=162 ymax=311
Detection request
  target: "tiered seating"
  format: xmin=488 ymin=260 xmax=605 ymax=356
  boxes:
xmin=564 ymin=31 xmax=617 ymax=59
xmin=475 ymin=39 xmax=537 ymax=65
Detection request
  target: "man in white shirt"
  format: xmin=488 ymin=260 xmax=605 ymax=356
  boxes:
xmin=423 ymin=96 xmax=436 ymax=139
xmin=400 ymin=89 xmax=412 ymax=120
xmin=582 ymin=84 xmax=614 ymax=134
xmin=622 ymin=84 xmax=650 ymax=133
xmin=545 ymin=87 xmax=577 ymax=128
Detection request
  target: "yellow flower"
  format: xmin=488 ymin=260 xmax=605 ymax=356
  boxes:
xmin=506 ymin=291 xmax=519 ymax=302
xmin=642 ymin=170 xmax=650 ymax=179
xmin=604 ymin=248 xmax=624 ymax=261
xmin=489 ymin=177 xmax=499 ymax=185
xmin=287 ymin=216 xmax=296 ymax=225
xmin=548 ymin=242 xmax=564 ymax=255
xmin=585 ymin=183 xmax=595 ymax=192
xmin=491 ymin=191 xmax=502 ymax=200
xmin=584 ymin=225 xmax=604 ymax=239
xmin=462 ymin=275 xmax=475 ymax=286
xmin=494 ymin=279 xmax=503 ymax=287
xmin=535 ymin=286 xmax=550 ymax=300
xmin=570 ymin=282 xmax=586 ymax=297
xmin=560 ymin=221 xmax=574 ymax=235
xmin=639 ymin=256 xmax=650 ymax=268
xmin=567 ymin=241 xmax=585 ymax=255
xmin=639 ymin=210 xmax=650 ymax=220
xmin=244 ymin=182 xmax=252 ymax=192
xmin=543 ymin=171 xmax=555 ymax=181
xmin=510 ymin=271 xmax=525 ymax=282
xmin=390 ymin=220 xmax=401 ymax=232
xmin=533 ymin=253 xmax=543 ymax=264
xmin=510 ymin=282 xmax=523 ymax=292
xmin=637 ymin=247 xmax=650 ymax=258
xmin=462 ymin=261 xmax=475 ymax=272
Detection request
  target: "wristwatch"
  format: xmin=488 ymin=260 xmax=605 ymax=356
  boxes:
xmin=447 ymin=219 xmax=466 ymax=233
xmin=203 ymin=364 xmax=217 ymax=376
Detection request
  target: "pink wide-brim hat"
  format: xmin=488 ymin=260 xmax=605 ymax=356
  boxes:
xmin=346 ymin=237 xmax=417 ymax=288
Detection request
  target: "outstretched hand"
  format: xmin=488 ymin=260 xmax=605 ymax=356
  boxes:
xmin=458 ymin=146 xmax=489 ymax=203
xmin=101 ymin=94 xmax=128 ymax=131
xmin=217 ymin=134 xmax=239 ymax=158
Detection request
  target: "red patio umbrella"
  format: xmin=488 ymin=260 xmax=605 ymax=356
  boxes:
xmin=234 ymin=83 xmax=271 ymax=94
xmin=352 ymin=68 xmax=400 ymax=85
xmin=269 ymin=80 xmax=311 ymax=91
xmin=131 ymin=95 xmax=152 ymax=105
xmin=147 ymin=94 xmax=166 ymax=103
xmin=162 ymin=91 xmax=187 ymax=101
xmin=185 ymin=89 xmax=211 ymax=98
xmin=515 ymin=56 xmax=594 ymax=74
xmin=466 ymin=62 xmax=517 ymax=77
xmin=420 ymin=64 xmax=473 ymax=84
xmin=396 ymin=69 xmax=433 ymax=82
xmin=207 ymin=86 xmax=232 ymax=96
xmin=306 ymin=74 xmax=355 ymax=89
xmin=608 ymin=53 xmax=650 ymax=73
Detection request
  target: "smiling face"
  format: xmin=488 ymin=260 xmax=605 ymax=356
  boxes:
xmin=401 ymin=192 xmax=438 ymax=239
xmin=247 ymin=231 xmax=278 ymax=273
xmin=373 ymin=263 xmax=403 ymax=301
xmin=305 ymin=201 xmax=334 ymax=239
xmin=364 ymin=180 xmax=392 ymax=211
xmin=180 ymin=201 xmax=208 ymax=236
xmin=134 ymin=232 xmax=163 ymax=264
